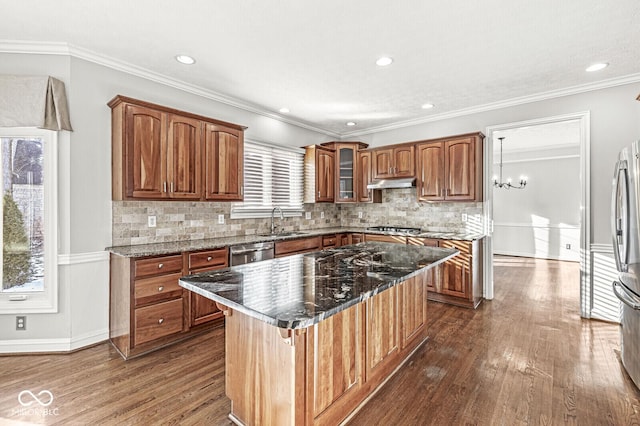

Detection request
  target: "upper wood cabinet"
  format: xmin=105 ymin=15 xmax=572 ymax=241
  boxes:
xmin=372 ymin=145 xmax=415 ymax=179
xmin=203 ymin=123 xmax=243 ymax=201
xmin=304 ymin=145 xmax=335 ymax=203
xmin=109 ymin=95 xmax=246 ymax=201
xmin=357 ymin=151 xmax=382 ymax=203
xmin=334 ymin=143 xmax=359 ymax=203
xmin=416 ymin=133 xmax=483 ymax=202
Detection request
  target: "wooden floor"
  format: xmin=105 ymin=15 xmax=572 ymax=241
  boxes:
xmin=1 ymin=256 xmax=638 ymax=425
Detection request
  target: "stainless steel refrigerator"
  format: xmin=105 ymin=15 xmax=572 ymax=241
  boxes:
xmin=612 ymin=141 xmax=640 ymax=389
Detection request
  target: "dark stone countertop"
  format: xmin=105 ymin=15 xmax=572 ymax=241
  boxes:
xmin=179 ymin=242 xmax=458 ymax=330
xmin=106 ymin=226 xmax=483 ymax=257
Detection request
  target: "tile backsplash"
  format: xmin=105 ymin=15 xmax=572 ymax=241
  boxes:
xmin=111 ymin=188 xmax=483 ymax=246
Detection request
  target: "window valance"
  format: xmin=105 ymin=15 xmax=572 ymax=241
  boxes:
xmin=0 ymin=75 xmax=73 ymax=131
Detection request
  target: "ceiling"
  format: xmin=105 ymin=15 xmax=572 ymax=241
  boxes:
xmin=2 ymin=0 xmax=639 ymax=137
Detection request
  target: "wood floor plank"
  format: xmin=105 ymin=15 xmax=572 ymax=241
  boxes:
xmin=1 ymin=256 xmax=639 ymax=425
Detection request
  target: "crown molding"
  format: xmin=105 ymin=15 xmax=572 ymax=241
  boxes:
xmin=342 ymin=73 xmax=640 ymax=138
xmin=0 ymin=40 xmax=341 ymax=138
xmin=3 ymin=40 xmax=639 ymax=139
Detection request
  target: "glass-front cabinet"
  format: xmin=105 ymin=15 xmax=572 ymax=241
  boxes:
xmin=329 ymin=142 xmax=368 ymax=203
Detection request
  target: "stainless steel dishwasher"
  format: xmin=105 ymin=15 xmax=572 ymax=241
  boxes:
xmin=229 ymin=242 xmax=275 ymax=266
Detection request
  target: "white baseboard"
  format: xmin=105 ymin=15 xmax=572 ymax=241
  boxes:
xmin=493 ymin=249 xmax=579 ymax=262
xmin=0 ymin=328 xmax=108 ymax=354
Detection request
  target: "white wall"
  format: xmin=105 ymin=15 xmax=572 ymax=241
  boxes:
xmin=0 ymin=52 xmax=333 ymax=352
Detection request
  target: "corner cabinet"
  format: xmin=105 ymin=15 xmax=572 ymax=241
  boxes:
xmin=109 ymin=95 xmax=246 ymax=202
xmin=416 ymin=132 xmax=484 ymax=202
xmin=357 ymin=151 xmax=382 ymax=203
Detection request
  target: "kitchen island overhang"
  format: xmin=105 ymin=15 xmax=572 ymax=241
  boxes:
xmin=179 ymin=242 xmax=458 ymax=426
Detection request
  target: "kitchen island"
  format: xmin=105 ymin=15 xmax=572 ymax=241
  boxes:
xmin=179 ymin=242 xmax=457 ymax=426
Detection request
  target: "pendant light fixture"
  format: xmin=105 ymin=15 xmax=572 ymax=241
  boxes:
xmin=493 ymin=137 xmax=527 ymax=189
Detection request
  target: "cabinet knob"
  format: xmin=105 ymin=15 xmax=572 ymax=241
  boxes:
xmin=158 ymin=318 xmax=164 ymax=324
xmin=158 ymin=263 xmax=164 ymax=269
xmin=163 ymin=181 xmax=167 ymax=193
xmin=207 ymin=256 xmax=213 ymax=261
xmin=158 ymin=286 xmax=164 ymax=292
xmin=318 ymin=191 xmax=320 ymax=197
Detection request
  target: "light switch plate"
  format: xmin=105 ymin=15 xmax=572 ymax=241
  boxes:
xmin=461 ymin=213 xmax=468 ymax=222
xmin=320 ymin=211 xmax=325 ymax=219
xmin=358 ymin=211 xmax=363 ymax=219
xmin=305 ymin=212 xmax=311 ymax=220
xmin=218 ymin=214 xmax=225 ymax=224
xmin=148 ymin=216 xmax=156 ymax=228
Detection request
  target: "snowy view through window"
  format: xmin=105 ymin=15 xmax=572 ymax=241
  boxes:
xmin=1 ymin=137 xmax=44 ymax=293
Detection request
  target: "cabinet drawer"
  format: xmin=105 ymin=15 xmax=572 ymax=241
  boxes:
xmin=188 ymin=248 xmax=228 ymax=270
xmin=134 ymin=272 xmax=183 ymax=306
xmin=134 ymin=255 xmax=183 ymax=278
xmin=134 ymin=298 xmax=184 ymax=346
xmin=275 ymin=236 xmax=322 ymax=257
xmin=322 ymin=235 xmax=337 ymax=248
xmin=407 ymin=237 xmax=438 ymax=247
xmin=364 ymin=234 xmax=407 ymax=244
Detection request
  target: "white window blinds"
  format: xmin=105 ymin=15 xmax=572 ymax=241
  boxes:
xmin=231 ymin=141 xmax=304 ymax=218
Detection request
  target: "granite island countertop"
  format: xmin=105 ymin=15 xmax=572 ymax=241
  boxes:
xmin=107 ymin=226 xmax=483 ymax=257
xmin=179 ymin=242 xmax=458 ymax=330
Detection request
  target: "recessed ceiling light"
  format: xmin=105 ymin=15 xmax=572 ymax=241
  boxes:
xmin=421 ymin=103 xmax=435 ymax=109
xmin=586 ymin=62 xmax=608 ymax=72
xmin=279 ymin=107 xmax=290 ymax=114
xmin=376 ymin=56 xmax=393 ymax=67
xmin=346 ymin=121 xmax=357 ymax=126
xmin=175 ymin=54 xmax=196 ymax=65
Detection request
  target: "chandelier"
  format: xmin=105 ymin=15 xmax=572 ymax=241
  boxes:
xmin=493 ymin=137 xmax=527 ymax=190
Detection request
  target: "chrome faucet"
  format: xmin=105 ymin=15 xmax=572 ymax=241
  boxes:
xmin=271 ymin=206 xmax=284 ymax=234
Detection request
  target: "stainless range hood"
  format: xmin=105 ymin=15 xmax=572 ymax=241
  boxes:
xmin=366 ymin=177 xmax=416 ymax=190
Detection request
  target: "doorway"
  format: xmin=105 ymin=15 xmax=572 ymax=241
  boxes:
xmin=484 ymin=112 xmax=593 ymax=318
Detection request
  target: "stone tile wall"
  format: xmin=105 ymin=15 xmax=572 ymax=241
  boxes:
xmin=111 ymin=188 xmax=483 ymax=246
xmin=111 ymin=201 xmax=341 ymax=246
xmin=338 ymin=188 xmax=484 ymax=233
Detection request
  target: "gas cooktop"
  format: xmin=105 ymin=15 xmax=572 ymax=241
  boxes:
xmin=366 ymin=226 xmax=423 ymax=235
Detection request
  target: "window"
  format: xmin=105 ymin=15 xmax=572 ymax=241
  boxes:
xmin=231 ymin=141 xmax=304 ymax=218
xmin=0 ymin=128 xmax=57 ymax=313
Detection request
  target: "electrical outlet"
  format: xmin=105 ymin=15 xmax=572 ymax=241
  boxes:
xmin=147 ymin=216 xmax=156 ymax=228
xmin=461 ymin=213 xmax=468 ymax=222
xmin=566 ymin=243 xmax=571 ymax=250
xmin=16 ymin=316 xmax=26 ymax=331
xmin=320 ymin=211 xmax=325 ymax=219
xmin=305 ymin=212 xmax=311 ymax=220
xmin=218 ymin=214 xmax=225 ymax=224
xmin=358 ymin=211 xmax=363 ymax=219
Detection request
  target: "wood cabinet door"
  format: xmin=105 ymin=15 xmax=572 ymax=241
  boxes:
xmin=316 ymin=148 xmax=335 ymax=202
xmin=357 ymin=151 xmax=373 ymax=202
xmin=417 ymin=142 xmax=445 ymax=201
xmin=445 ymin=137 xmax=475 ymax=201
xmin=393 ymin=146 xmax=415 ymax=177
xmin=189 ymin=256 xmax=228 ymax=326
xmin=311 ymin=306 xmax=360 ymax=418
xmin=439 ymin=240 xmax=471 ymax=299
xmin=166 ymin=114 xmax=202 ymax=199
xmin=125 ymin=104 xmax=167 ymax=199
xmin=399 ymin=275 xmax=427 ymax=349
xmin=372 ymin=148 xmax=393 ymax=179
xmin=204 ymin=123 xmax=244 ymax=201
xmin=365 ymin=287 xmax=398 ymax=380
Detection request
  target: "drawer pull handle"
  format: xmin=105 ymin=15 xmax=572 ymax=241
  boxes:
xmin=207 ymin=256 xmax=213 ymax=261
xmin=158 ymin=263 xmax=164 ymax=269
xmin=158 ymin=318 xmax=164 ymax=324
xmin=158 ymin=286 xmax=164 ymax=292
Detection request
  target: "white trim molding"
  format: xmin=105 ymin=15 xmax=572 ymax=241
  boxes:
xmin=0 ymin=328 xmax=109 ymax=354
xmin=57 ymin=251 xmax=110 ymax=265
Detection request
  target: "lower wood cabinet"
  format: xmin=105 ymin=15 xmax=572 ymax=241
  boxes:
xmin=110 ymin=250 xmax=225 ymax=359
xmin=364 ymin=233 xmax=407 ymax=244
xmin=187 ymin=247 xmax=228 ymax=327
xmin=275 ymin=236 xmax=322 ymax=257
